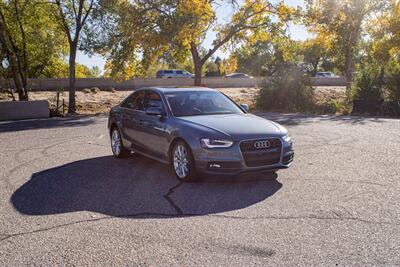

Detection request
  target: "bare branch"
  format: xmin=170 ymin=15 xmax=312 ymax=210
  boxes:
xmin=54 ymin=0 xmax=72 ymax=43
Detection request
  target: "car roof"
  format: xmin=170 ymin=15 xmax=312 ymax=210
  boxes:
xmin=140 ymin=87 xmax=217 ymax=93
xmin=158 ymin=69 xmax=186 ymax=72
xmin=226 ymin=72 xmax=245 ymax=75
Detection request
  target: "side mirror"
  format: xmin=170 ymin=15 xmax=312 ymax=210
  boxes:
xmin=145 ymin=107 xmax=163 ymax=116
xmin=240 ymin=103 xmax=249 ymax=112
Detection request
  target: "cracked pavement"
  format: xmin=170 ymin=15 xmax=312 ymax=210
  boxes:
xmin=0 ymin=113 xmax=399 ymax=266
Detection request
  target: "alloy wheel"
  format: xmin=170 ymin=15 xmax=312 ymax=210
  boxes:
xmin=173 ymin=144 xmax=189 ymax=179
xmin=111 ymin=129 xmax=121 ymax=156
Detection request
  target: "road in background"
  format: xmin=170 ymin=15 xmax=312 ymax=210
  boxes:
xmin=0 ymin=114 xmax=399 ymax=266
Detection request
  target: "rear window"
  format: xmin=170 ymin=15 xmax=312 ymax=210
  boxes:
xmin=164 ymin=70 xmax=173 ymax=74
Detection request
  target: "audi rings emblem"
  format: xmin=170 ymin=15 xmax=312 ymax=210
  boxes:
xmin=254 ymin=140 xmax=271 ymax=149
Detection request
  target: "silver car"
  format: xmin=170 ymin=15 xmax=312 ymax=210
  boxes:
xmin=156 ymin=69 xmax=194 ymax=78
xmin=108 ymin=87 xmax=294 ymax=181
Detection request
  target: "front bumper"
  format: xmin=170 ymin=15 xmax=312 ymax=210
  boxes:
xmin=193 ymin=139 xmax=294 ymax=176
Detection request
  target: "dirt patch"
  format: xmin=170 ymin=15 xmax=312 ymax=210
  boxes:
xmin=0 ymin=87 xmax=346 ymax=115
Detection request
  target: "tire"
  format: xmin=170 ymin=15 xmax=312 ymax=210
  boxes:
xmin=171 ymin=140 xmax=197 ymax=182
xmin=110 ymin=127 xmax=130 ymax=158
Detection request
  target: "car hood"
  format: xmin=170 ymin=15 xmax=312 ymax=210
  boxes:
xmin=178 ymin=113 xmax=286 ymax=139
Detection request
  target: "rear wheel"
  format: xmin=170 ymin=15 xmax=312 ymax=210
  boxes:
xmin=171 ymin=141 xmax=197 ymax=182
xmin=111 ymin=128 xmax=130 ymax=158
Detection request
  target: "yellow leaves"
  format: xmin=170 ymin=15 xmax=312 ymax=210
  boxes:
xmin=276 ymin=3 xmax=296 ymax=21
xmin=225 ymin=0 xmax=288 ymax=46
xmin=220 ymin=57 xmax=237 ymax=75
xmin=175 ymin=0 xmax=214 ymax=47
xmin=370 ymin=0 xmax=400 ymax=63
xmin=103 ymin=59 xmax=138 ymax=81
xmin=246 ymin=28 xmax=269 ymax=45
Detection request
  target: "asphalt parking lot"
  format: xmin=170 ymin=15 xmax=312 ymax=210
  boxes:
xmin=0 ymin=113 xmax=399 ymax=266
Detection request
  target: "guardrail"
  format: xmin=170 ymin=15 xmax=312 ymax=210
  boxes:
xmin=0 ymin=77 xmax=347 ymax=91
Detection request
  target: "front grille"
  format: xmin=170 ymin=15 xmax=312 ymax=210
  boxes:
xmin=240 ymin=138 xmax=282 ymax=167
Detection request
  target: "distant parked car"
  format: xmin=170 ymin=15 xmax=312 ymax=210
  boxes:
xmin=225 ymin=73 xmax=253 ymax=78
xmin=156 ymin=69 xmax=194 ymax=78
xmin=315 ymin=72 xmax=337 ymax=78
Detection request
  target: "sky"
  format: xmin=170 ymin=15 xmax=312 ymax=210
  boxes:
xmin=77 ymin=0 xmax=310 ymax=72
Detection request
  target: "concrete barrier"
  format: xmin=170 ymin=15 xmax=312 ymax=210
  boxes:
xmin=0 ymin=77 xmax=347 ymax=91
xmin=0 ymin=100 xmax=49 ymax=121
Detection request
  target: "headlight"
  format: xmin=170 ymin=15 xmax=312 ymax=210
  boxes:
xmin=200 ymin=138 xmax=234 ymax=148
xmin=282 ymin=134 xmax=291 ymax=143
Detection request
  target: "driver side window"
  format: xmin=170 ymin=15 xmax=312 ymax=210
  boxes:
xmin=121 ymin=91 xmax=145 ymax=111
xmin=144 ymin=91 xmax=165 ymax=113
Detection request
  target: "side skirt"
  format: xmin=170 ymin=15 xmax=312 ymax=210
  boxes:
xmin=129 ymin=146 xmax=169 ymax=165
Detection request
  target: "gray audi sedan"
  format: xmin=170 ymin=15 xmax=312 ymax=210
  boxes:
xmin=108 ymin=87 xmax=294 ymax=181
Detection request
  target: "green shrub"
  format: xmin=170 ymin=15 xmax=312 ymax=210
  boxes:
xmin=352 ymin=66 xmax=383 ymax=101
xmin=256 ymin=66 xmax=314 ymax=112
xmin=329 ymin=100 xmax=351 ymax=115
xmin=386 ymin=65 xmax=400 ymax=101
xmin=83 ymin=88 xmax=91 ymax=94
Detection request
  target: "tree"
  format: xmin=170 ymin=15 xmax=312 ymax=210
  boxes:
xmin=302 ymin=38 xmax=327 ymax=75
xmin=233 ymin=33 xmax=300 ymax=77
xmin=370 ymin=0 xmax=400 ymax=65
xmin=220 ymin=56 xmax=238 ymax=76
xmin=93 ymin=0 xmax=294 ymax=85
xmin=305 ymin=0 xmax=386 ymax=95
xmin=52 ymin=0 xmax=96 ymax=113
xmin=368 ymin=0 xmax=400 ymax=101
xmin=0 ymin=0 xmax=31 ymax=100
xmin=0 ymin=0 xmax=66 ymax=100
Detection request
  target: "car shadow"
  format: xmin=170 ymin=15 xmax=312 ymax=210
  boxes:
xmin=256 ymin=112 xmax=391 ymax=126
xmin=11 ymin=156 xmax=282 ymax=218
xmin=0 ymin=116 xmax=100 ymax=133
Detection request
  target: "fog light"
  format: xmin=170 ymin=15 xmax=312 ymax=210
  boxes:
xmin=209 ymin=163 xmax=221 ymax=168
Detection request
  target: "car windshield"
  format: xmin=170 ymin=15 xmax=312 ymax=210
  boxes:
xmin=165 ymin=91 xmax=244 ymax=117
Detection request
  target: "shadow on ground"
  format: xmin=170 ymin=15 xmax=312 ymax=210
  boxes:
xmin=257 ymin=112 xmax=391 ymax=126
xmin=11 ymin=156 xmax=281 ymax=218
xmin=0 ymin=116 xmax=100 ymax=133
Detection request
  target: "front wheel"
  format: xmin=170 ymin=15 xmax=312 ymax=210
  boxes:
xmin=171 ymin=141 xmax=197 ymax=182
xmin=111 ymin=128 xmax=130 ymax=158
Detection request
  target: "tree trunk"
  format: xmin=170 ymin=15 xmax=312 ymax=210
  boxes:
xmin=68 ymin=44 xmax=77 ymax=113
xmin=312 ymin=59 xmax=320 ymax=76
xmin=378 ymin=65 xmax=385 ymax=98
xmin=8 ymin=55 xmax=28 ymax=101
xmin=344 ymin=49 xmax=355 ymax=98
xmin=190 ymin=42 xmax=203 ymax=86
xmin=0 ymin=20 xmax=28 ymax=101
xmin=194 ymin=62 xmax=203 ymax=86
